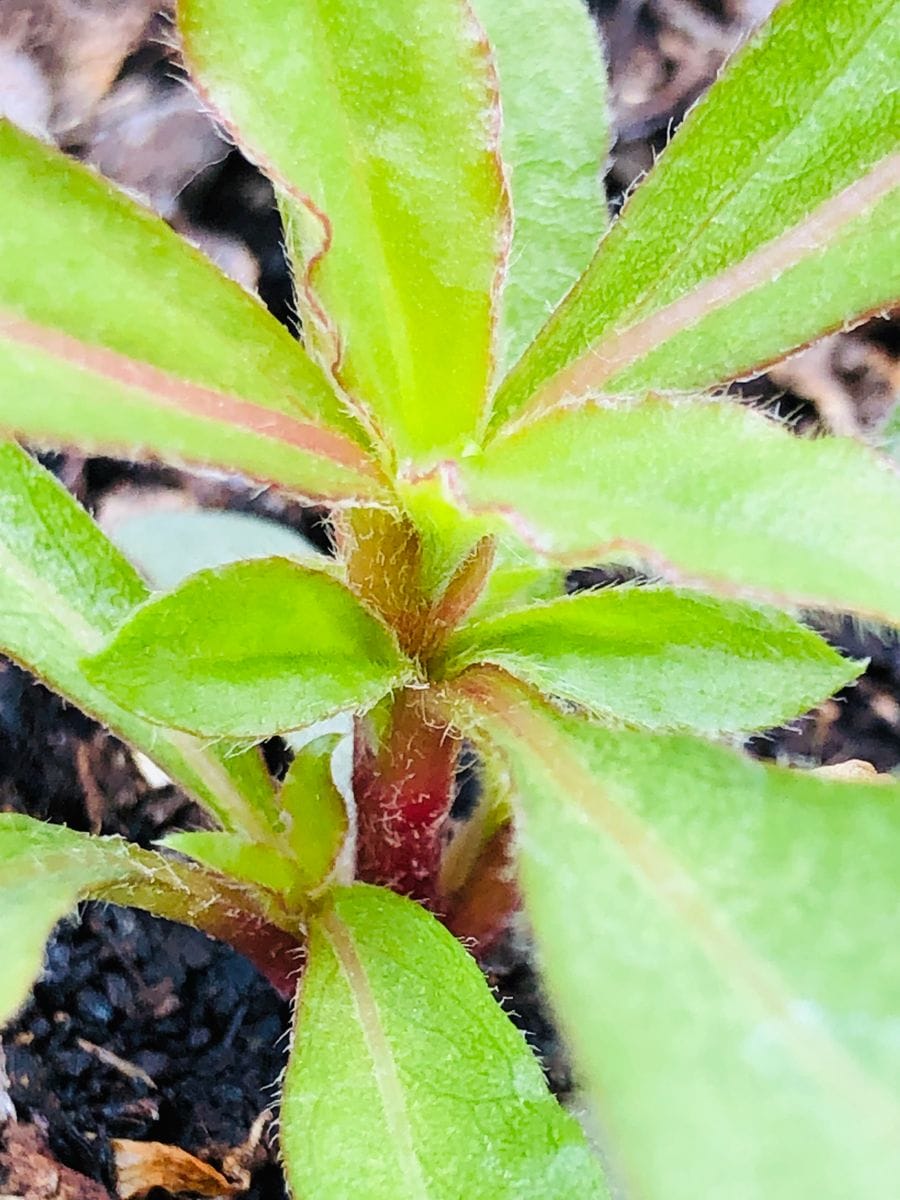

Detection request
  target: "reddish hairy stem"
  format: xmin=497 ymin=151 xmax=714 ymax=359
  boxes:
xmin=211 ymin=914 xmax=305 ymax=999
xmin=353 ymin=688 xmax=460 ymax=903
xmin=101 ymin=873 xmax=305 ymax=1000
xmin=340 ymin=510 xmax=495 ymax=907
xmin=443 ymin=821 xmax=519 ymax=957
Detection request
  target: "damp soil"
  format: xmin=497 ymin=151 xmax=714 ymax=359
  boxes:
xmin=2 ymin=1 xmax=899 ymax=1196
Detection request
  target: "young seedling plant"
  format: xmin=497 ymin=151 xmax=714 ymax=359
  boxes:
xmin=1 ymin=0 xmax=899 ymax=1196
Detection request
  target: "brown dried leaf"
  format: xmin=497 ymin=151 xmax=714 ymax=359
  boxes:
xmin=0 ymin=1 xmax=158 ymax=136
xmin=112 ymin=1141 xmax=237 ymax=1200
xmin=809 ymin=759 xmax=895 ymax=786
xmin=75 ymin=76 xmax=227 ymax=220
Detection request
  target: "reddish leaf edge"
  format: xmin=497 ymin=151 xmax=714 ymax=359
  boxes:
xmin=0 ymin=309 xmax=391 ymax=505
xmin=424 ymin=397 xmax=900 ymax=626
xmin=493 ymin=153 xmax=900 ymax=434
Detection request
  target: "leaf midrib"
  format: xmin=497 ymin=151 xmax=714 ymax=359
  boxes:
xmin=466 ymin=673 xmax=900 ymax=1138
xmin=0 ymin=309 xmax=384 ymax=489
xmin=499 ymin=0 xmax=891 ymax=421
xmin=323 ymin=907 xmax=431 ymax=1200
xmin=609 ymin=1 xmax=892 ymax=333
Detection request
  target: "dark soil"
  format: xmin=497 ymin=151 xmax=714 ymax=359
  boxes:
xmin=4 ymin=906 xmax=288 ymax=1200
xmin=0 ymin=669 xmax=290 ymax=1199
xmin=2 ymin=1 xmax=898 ymax=1196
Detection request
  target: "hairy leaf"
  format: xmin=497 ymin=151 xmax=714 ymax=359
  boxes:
xmin=180 ymin=0 xmax=506 ymax=463
xmin=281 ymin=885 xmax=607 ymax=1199
xmin=462 ymin=536 xmax=566 ymax=623
xmin=467 ymin=561 xmax=567 ymax=623
xmin=161 ymin=832 xmax=297 ymax=896
xmin=441 ymin=587 xmax=860 ymax=733
xmin=450 ymin=399 xmax=900 ymax=623
xmin=279 ymin=736 xmax=350 ymax=892
xmin=490 ymin=0 xmax=900 ymax=430
xmin=396 ymin=475 xmax=495 ymax=603
xmin=451 ymin=669 xmax=900 ymax=1200
xmin=0 ymin=814 xmax=292 ymax=1024
xmin=0 ymin=442 xmax=279 ymax=839
xmin=83 ymin=559 xmax=413 ymax=738
xmin=169 ymin=736 xmax=352 ymax=902
xmin=473 ymin=0 xmax=608 ymax=376
xmin=0 ymin=122 xmax=383 ymax=503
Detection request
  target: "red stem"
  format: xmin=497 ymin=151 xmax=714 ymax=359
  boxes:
xmin=353 ymin=688 xmax=460 ymax=903
xmin=442 ymin=822 xmax=520 ymax=957
xmin=212 ymin=913 xmax=305 ymax=1000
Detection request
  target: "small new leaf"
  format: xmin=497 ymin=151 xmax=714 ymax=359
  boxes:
xmin=161 ymin=832 xmax=297 ymax=897
xmin=279 ymin=736 xmax=349 ymax=893
xmin=281 ymin=885 xmax=607 ymax=1199
xmin=83 ymin=559 xmax=413 ymax=738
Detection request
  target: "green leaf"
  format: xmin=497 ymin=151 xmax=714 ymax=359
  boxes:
xmin=83 ymin=558 xmax=413 ymax=738
xmin=281 ymin=884 xmax=607 ymax=1199
xmin=450 ymin=398 xmax=900 ymax=623
xmin=473 ymin=0 xmax=608 ymax=376
xmin=490 ymin=0 xmax=900 ymax=430
xmin=441 ymin=586 xmax=860 ymax=733
xmin=109 ymin=508 xmax=336 ymax=592
xmin=163 ymin=738 xmax=350 ymax=900
xmin=465 ymin=537 xmax=566 ymax=623
xmin=161 ymin=831 xmax=297 ymax=896
xmin=180 ymin=0 xmax=506 ymax=463
xmin=279 ymin=736 xmax=350 ymax=892
xmin=0 ymin=814 xmax=291 ymax=1025
xmin=451 ymin=669 xmax=900 ymax=1200
xmin=886 ymin=403 xmax=900 ymax=461
xmin=0 ymin=442 xmax=279 ymax=840
xmin=397 ymin=475 xmax=494 ymax=603
xmin=467 ymin=563 xmax=566 ymax=623
xmin=0 ymin=121 xmax=384 ymax=503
